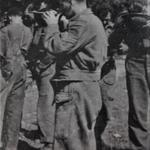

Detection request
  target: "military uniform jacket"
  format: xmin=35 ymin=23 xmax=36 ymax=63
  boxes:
xmin=109 ymin=16 xmax=150 ymax=59
xmin=44 ymin=9 xmax=107 ymax=81
xmin=0 ymin=23 xmax=32 ymax=68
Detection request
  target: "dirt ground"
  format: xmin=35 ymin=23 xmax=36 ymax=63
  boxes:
xmin=19 ymin=58 xmax=150 ymax=150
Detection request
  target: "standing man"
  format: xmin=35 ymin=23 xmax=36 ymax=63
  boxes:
xmin=92 ymin=1 xmax=116 ymax=122
xmin=109 ymin=0 xmax=150 ymax=149
xmin=0 ymin=7 xmax=32 ymax=150
xmin=42 ymin=0 xmax=107 ymax=149
xmin=26 ymin=2 xmax=56 ymax=149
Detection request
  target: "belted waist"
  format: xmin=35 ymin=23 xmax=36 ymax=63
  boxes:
xmin=128 ymin=46 xmax=150 ymax=58
xmin=52 ymin=69 xmax=101 ymax=81
xmin=128 ymin=38 xmax=150 ymax=53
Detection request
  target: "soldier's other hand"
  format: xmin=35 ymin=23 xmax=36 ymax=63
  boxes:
xmin=119 ymin=43 xmax=128 ymax=52
xmin=43 ymin=10 xmax=59 ymax=25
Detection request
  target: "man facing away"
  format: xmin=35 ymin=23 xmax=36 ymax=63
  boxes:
xmin=41 ymin=0 xmax=107 ymax=149
xmin=0 ymin=7 xmax=32 ymax=150
xmin=109 ymin=0 xmax=150 ymax=149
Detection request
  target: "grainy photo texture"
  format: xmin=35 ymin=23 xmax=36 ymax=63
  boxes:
xmin=0 ymin=0 xmax=150 ymax=150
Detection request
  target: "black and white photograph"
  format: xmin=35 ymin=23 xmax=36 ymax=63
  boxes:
xmin=0 ymin=0 xmax=150 ymax=150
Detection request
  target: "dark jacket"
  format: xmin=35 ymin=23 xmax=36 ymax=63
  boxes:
xmin=28 ymin=26 xmax=55 ymax=74
xmin=109 ymin=15 xmax=150 ymax=59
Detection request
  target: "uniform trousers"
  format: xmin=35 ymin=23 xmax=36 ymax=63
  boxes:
xmin=51 ymin=81 xmax=102 ymax=150
xmin=1 ymin=62 xmax=26 ymax=150
xmin=36 ymin=66 xmax=55 ymax=144
xmin=126 ymin=50 xmax=150 ymax=150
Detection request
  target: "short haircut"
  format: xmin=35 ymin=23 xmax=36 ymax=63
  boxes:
xmin=8 ymin=7 xmax=23 ymax=17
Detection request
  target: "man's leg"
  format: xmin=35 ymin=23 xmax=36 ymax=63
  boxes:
xmin=37 ymin=67 xmax=55 ymax=145
xmin=2 ymin=71 xmax=26 ymax=150
xmin=53 ymin=81 xmax=102 ymax=150
xmin=100 ymin=68 xmax=116 ymax=121
xmin=126 ymin=59 xmax=149 ymax=150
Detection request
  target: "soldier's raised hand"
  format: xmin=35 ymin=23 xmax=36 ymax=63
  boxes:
xmin=43 ymin=10 xmax=59 ymax=25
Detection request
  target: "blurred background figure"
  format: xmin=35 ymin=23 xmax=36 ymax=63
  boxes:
xmin=92 ymin=1 xmax=116 ymax=149
xmin=109 ymin=0 xmax=150 ymax=149
xmin=24 ymin=1 xmax=57 ymax=149
xmin=0 ymin=6 xmax=32 ymax=150
xmin=92 ymin=0 xmax=116 ymax=120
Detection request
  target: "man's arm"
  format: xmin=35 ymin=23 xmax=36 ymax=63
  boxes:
xmin=42 ymin=11 xmax=97 ymax=55
xmin=44 ymin=20 xmax=88 ymax=55
xmin=109 ymin=25 xmax=125 ymax=49
xmin=108 ymin=22 xmax=126 ymax=56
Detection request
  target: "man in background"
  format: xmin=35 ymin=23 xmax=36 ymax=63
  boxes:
xmin=0 ymin=7 xmax=32 ymax=150
xmin=109 ymin=0 xmax=150 ymax=149
xmin=25 ymin=2 xmax=56 ymax=149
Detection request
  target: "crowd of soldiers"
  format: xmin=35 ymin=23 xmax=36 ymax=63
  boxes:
xmin=0 ymin=0 xmax=150 ymax=150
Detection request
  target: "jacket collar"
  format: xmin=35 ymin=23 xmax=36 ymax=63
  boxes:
xmin=69 ymin=8 xmax=93 ymax=21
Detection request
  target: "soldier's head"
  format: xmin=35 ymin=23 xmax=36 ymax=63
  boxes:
xmin=8 ymin=7 xmax=23 ymax=24
xmin=58 ymin=0 xmax=87 ymax=19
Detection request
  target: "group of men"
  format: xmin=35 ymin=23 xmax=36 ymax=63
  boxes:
xmin=0 ymin=0 xmax=150 ymax=150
